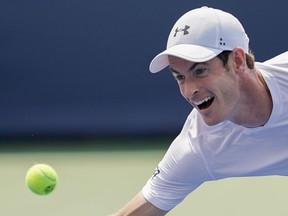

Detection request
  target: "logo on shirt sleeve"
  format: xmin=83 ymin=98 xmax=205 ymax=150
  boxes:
xmin=151 ymin=166 xmax=160 ymax=180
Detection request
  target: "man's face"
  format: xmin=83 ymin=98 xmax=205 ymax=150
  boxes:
xmin=168 ymin=55 xmax=240 ymax=126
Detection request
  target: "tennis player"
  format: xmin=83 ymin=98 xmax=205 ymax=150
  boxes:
xmin=112 ymin=6 xmax=288 ymax=215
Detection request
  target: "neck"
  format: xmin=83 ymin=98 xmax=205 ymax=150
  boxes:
xmin=231 ymin=69 xmax=273 ymax=128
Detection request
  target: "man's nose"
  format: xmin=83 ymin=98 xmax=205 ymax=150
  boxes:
xmin=181 ymin=78 xmax=199 ymax=99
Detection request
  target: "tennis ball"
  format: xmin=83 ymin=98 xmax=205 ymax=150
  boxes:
xmin=26 ymin=164 xmax=58 ymax=195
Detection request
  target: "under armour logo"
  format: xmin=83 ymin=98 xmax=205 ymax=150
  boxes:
xmin=174 ymin=25 xmax=190 ymax=37
xmin=151 ymin=166 xmax=160 ymax=179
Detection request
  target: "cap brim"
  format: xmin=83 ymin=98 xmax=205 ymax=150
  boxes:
xmin=149 ymin=44 xmax=224 ymax=73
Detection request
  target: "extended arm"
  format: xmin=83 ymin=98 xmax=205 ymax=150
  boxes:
xmin=111 ymin=191 xmax=168 ymax=216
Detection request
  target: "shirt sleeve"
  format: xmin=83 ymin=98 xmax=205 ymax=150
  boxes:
xmin=142 ymin=112 xmax=212 ymax=211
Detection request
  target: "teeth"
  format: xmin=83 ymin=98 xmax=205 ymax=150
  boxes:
xmin=194 ymin=97 xmax=212 ymax=106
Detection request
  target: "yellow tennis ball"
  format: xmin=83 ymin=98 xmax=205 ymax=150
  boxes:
xmin=26 ymin=164 xmax=58 ymax=195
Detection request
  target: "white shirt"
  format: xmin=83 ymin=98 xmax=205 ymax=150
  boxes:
xmin=142 ymin=51 xmax=288 ymax=211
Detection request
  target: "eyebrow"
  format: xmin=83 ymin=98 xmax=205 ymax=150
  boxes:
xmin=169 ymin=62 xmax=201 ymax=75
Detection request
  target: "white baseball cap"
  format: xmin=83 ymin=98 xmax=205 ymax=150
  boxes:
xmin=149 ymin=6 xmax=249 ymax=73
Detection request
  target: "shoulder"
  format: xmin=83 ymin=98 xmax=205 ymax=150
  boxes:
xmin=262 ymin=51 xmax=288 ymax=66
xmin=256 ymin=51 xmax=288 ymax=102
xmin=256 ymin=51 xmax=288 ymax=74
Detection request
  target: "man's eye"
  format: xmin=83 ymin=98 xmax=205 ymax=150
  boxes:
xmin=194 ymin=68 xmax=208 ymax=76
xmin=174 ymin=75 xmax=185 ymax=82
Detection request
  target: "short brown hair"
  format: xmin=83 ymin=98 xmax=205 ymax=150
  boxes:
xmin=217 ymin=50 xmax=255 ymax=69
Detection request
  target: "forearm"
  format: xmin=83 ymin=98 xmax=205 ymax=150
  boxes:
xmin=111 ymin=191 xmax=168 ymax=216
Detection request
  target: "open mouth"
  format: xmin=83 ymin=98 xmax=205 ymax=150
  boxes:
xmin=195 ymin=96 xmax=214 ymax=110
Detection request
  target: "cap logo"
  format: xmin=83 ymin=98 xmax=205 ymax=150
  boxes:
xmin=219 ymin=38 xmax=226 ymax=46
xmin=174 ymin=25 xmax=190 ymax=37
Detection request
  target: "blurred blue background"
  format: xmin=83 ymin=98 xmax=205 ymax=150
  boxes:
xmin=1 ymin=0 xmax=287 ymax=139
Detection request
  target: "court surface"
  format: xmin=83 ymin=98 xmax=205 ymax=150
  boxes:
xmin=1 ymin=139 xmax=288 ymax=216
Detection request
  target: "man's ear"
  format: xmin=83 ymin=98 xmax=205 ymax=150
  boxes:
xmin=232 ymin=48 xmax=246 ymax=73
